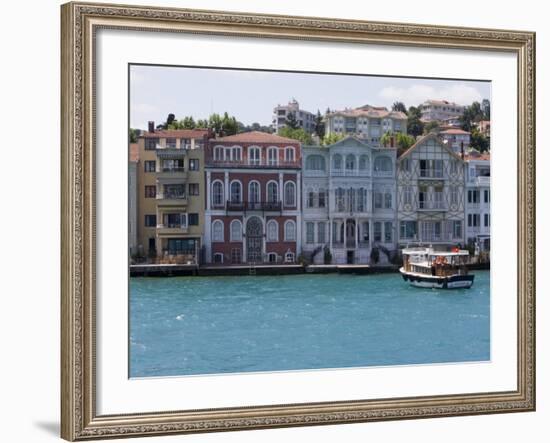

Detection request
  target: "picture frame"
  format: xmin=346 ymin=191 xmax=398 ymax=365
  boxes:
xmin=60 ymin=1 xmax=536 ymax=440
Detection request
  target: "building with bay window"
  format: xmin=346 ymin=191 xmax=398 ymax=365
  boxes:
xmin=136 ymin=123 xmax=211 ymax=262
xmin=204 ymin=131 xmax=302 ymax=264
xmin=302 ymin=136 xmax=398 ymax=264
xmin=464 ymin=151 xmax=491 ymax=251
xmin=396 ymin=133 xmax=466 ymax=248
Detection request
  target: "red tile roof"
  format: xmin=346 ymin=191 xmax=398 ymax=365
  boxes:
xmin=398 ymin=133 xmax=463 ymax=161
xmin=464 ymin=151 xmax=490 ymax=161
xmin=211 ymin=131 xmax=300 ymax=144
xmin=129 ymin=143 xmax=139 ymax=162
xmin=140 ymin=129 xmax=210 ymax=139
xmin=440 ymin=129 xmax=470 ymax=135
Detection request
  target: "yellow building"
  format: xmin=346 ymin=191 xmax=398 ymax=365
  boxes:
xmin=136 ymin=124 xmax=211 ymax=263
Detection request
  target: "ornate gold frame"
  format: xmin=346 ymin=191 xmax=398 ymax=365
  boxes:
xmin=61 ymin=2 xmax=536 ymax=440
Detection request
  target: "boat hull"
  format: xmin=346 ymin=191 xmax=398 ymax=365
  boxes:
xmin=400 ymin=269 xmax=475 ymax=289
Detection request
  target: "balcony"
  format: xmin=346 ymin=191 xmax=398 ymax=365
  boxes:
xmin=418 ymin=201 xmax=446 ymax=211
xmin=475 ymin=176 xmax=490 ymax=186
xmin=419 ymin=169 xmax=444 ymax=179
xmin=225 ymin=201 xmax=282 ymax=212
xmin=331 ymin=169 xmax=370 ymax=177
xmin=156 ymin=167 xmax=187 ymax=180
xmin=155 ymin=147 xmax=187 ymax=158
xmin=156 ymin=223 xmax=188 ymax=235
xmin=208 ymin=160 xmax=301 ymax=169
xmin=156 ymin=193 xmax=187 ymax=206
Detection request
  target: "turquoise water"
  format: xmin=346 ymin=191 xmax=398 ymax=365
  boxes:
xmin=130 ymin=271 xmax=490 ymax=377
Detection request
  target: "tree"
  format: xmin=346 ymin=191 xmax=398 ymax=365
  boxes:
xmin=129 ymin=128 xmax=139 ymax=143
xmin=165 ymin=113 xmax=176 ymax=128
xmin=221 ymin=112 xmax=238 ymax=136
xmin=321 ymin=132 xmax=344 ymax=146
xmin=392 ymin=101 xmax=407 ymax=113
xmin=406 ymin=106 xmax=424 ymax=137
xmin=470 ymin=128 xmax=490 ymax=152
xmin=196 ymin=119 xmax=208 ymax=129
xmin=423 ymin=121 xmax=440 ymax=134
xmin=208 ymin=113 xmax=223 ymax=134
xmin=278 ymin=126 xmax=313 ymax=145
xmin=181 ymin=116 xmax=196 ymax=129
xmin=381 ymin=131 xmax=415 ymax=151
xmin=460 ymin=101 xmax=484 ymax=131
xmin=314 ymin=110 xmax=325 ymax=138
xmin=285 ymin=111 xmax=299 ymax=130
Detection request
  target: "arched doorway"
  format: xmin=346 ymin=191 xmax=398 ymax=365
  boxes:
xmin=246 ymin=217 xmax=263 ymax=263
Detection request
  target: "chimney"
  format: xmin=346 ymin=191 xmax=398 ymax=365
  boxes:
xmin=148 ymin=121 xmax=155 ymax=133
xmin=460 ymin=141 xmax=465 ymax=160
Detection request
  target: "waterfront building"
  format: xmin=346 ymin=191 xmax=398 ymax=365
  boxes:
xmin=464 ymin=150 xmax=491 ymax=251
xmin=272 ymin=99 xmax=316 ymax=134
xmin=439 ymin=128 xmax=471 ymax=154
xmin=419 ymin=99 xmax=465 ymax=122
xmin=396 ymin=133 xmax=466 ymax=248
xmin=324 ymin=105 xmax=407 ymax=146
xmin=129 ymin=143 xmax=139 ymax=256
xmin=204 ymin=131 xmax=302 ymax=264
xmin=136 ymin=123 xmax=211 ymax=262
xmin=301 ymin=136 xmax=397 ymax=265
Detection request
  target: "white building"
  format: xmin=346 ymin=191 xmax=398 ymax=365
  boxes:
xmin=272 ymin=99 xmax=316 ymax=134
xmin=440 ymin=128 xmax=471 ymax=154
xmin=301 ymin=136 xmax=397 ymax=265
xmin=464 ymin=151 xmax=491 ymax=251
xmin=324 ymin=105 xmax=407 ymax=146
xmin=129 ymin=142 xmax=139 ymax=256
xmin=396 ymin=133 xmax=466 ymax=248
xmin=419 ymin=100 xmax=465 ymax=122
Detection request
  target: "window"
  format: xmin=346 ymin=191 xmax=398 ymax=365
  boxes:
xmin=166 ymin=138 xmax=176 ymax=148
xmin=284 ymin=220 xmax=296 ymax=241
xmin=249 ymin=181 xmax=260 ymax=203
xmin=359 ymin=155 xmax=369 ymax=171
xmin=144 ymin=214 xmax=156 ymax=227
xmin=373 ymin=222 xmax=382 ymax=242
xmin=384 ymin=222 xmax=393 ymax=243
xmin=434 ymin=160 xmax=443 ymax=178
xmin=267 ymin=182 xmax=278 ymax=203
xmin=306 ymin=155 xmax=326 ymax=171
xmin=453 ymin=220 xmax=462 ymax=238
xmin=232 ymin=146 xmax=242 ymax=162
xmin=468 ymin=190 xmax=480 ymax=204
xmin=267 ymin=220 xmax=278 ymax=242
xmin=249 ymin=146 xmax=261 ymax=165
xmin=484 ymin=190 xmax=490 ymax=203
xmin=230 ymin=181 xmax=242 ymax=203
xmin=145 ymin=185 xmax=156 ymax=198
xmin=267 ymin=252 xmax=278 ymax=263
xmin=181 ymin=138 xmax=191 ymax=149
xmin=404 ymin=186 xmax=413 ymax=206
xmin=400 ymin=221 xmax=417 ymax=240
xmin=212 ymin=181 xmax=224 ymax=207
xmin=374 ymin=192 xmax=383 ymax=209
xmin=384 ymin=192 xmax=392 ymax=209
xmin=189 ymin=159 xmax=199 ymax=171
xmin=213 ymin=253 xmax=224 ymax=263
xmin=374 ymin=156 xmax=392 ymax=173
xmin=306 ymin=222 xmax=315 ymax=244
xmin=285 ymin=146 xmax=295 ymax=162
xmin=163 ymin=213 xmax=186 ymax=228
xmin=484 ymin=214 xmax=490 ymax=227
xmin=231 ymin=248 xmax=242 ymax=264
xmin=188 ymin=183 xmax=199 ymax=196
xmin=214 ymin=146 xmax=224 ymax=161
xmin=318 ymin=189 xmax=326 ymax=208
xmin=163 ymin=184 xmax=185 ymax=199
xmin=400 ymin=158 xmax=410 ymax=172
xmin=317 ymin=222 xmax=326 ymax=243
xmin=285 ymin=251 xmax=295 ymax=263
xmin=230 ymin=220 xmax=242 ymax=242
xmin=307 ymin=189 xmax=315 ymax=208
xmin=212 ymin=220 xmax=224 ymax=242
xmin=450 ymin=186 xmax=459 ymax=205
xmin=356 ymin=187 xmax=365 ymax=212
xmin=468 ymin=214 xmax=480 ymax=227
xmin=188 ymin=213 xmax=199 ymax=226
xmin=434 ymin=187 xmax=444 ymax=209
xmin=361 ymin=221 xmax=370 ymax=243
xmin=336 ymin=188 xmax=346 ymax=212
xmin=161 ymin=159 xmax=184 ymax=172
xmin=144 ymin=160 xmax=156 ymax=172
xmin=332 ymin=154 xmax=342 ymax=170
xmin=166 ymin=238 xmax=196 ymax=254
xmin=145 ymin=138 xmax=158 ymax=150
xmin=267 ymin=147 xmax=278 ymax=166
xmin=284 ymin=182 xmax=296 ymax=207
xmin=345 ymin=154 xmax=355 ymax=171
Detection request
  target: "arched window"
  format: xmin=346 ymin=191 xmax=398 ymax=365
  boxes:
xmin=214 ymin=146 xmax=224 ymax=161
xmin=284 ymin=251 xmax=295 ymax=263
xmin=267 ymin=181 xmax=278 ymax=203
xmin=248 ymin=181 xmax=260 ymax=204
xmin=374 ymin=156 xmax=393 ymax=173
xmin=230 ymin=181 xmax=242 ymax=203
xmin=306 ymin=155 xmax=326 ymax=171
xmin=284 ymin=220 xmax=296 ymax=241
xmin=332 ymin=154 xmax=342 ymax=170
xmin=266 ymin=220 xmax=279 ymax=242
xmin=359 ymin=155 xmax=370 ymax=171
xmin=230 ymin=220 xmax=242 ymax=242
xmin=345 ymin=154 xmax=356 ymax=171
xmin=248 ymin=146 xmax=261 ymax=165
xmin=212 ymin=220 xmax=224 ymax=242
xmin=212 ymin=181 xmax=224 ymax=207
xmin=231 ymin=146 xmax=242 ymax=162
xmin=267 ymin=147 xmax=278 ymax=166
xmin=285 ymin=146 xmax=295 ymax=163
xmin=284 ymin=181 xmax=296 ymax=207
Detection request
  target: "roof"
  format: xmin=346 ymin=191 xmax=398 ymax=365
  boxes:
xmin=440 ymin=129 xmax=470 ymax=135
xmin=327 ymin=105 xmax=407 ymax=120
xmin=129 ymin=143 xmax=139 ymax=162
xmin=398 ymin=133 xmax=464 ymax=161
xmin=422 ymin=99 xmax=464 ymax=107
xmin=140 ymin=129 xmax=210 ymax=139
xmin=464 ymin=151 xmax=490 ymax=161
xmin=211 ymin=131 xmax=300 ymax=144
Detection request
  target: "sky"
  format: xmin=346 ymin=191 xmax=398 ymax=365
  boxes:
xmin=130 ymin=64 xmax=491 ymax=130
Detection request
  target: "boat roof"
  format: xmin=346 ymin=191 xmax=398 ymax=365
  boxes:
xmin=402 ymin=248 xmax=469 ymax=256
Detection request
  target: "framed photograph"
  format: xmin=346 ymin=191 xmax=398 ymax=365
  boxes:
xmin=61 ymin=1 xmax=536 ymax=440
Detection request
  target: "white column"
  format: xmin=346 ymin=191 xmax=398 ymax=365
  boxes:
xmin=329 ymin=217 xmax=333 ymax=250
xmin=206 ymin=171 xmax=211 ymax=210
xmin=355 ymin=217 xmax=359 ymax=250
xmin=278 ymin=172 xmax=284 ymax=204
xmin=224 ymin=171 xmax=229 ymax=204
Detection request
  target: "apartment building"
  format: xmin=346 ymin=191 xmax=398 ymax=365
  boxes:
xmin=204 ymin=131 xmax=302 ymax=264
xmin=419 ymin=99 xmax=465 ymax=122
xmin=439 ymin=128 xmax=471 ymax=154
xmin=272 ymin=99 xmax=316 ymax=134
xmin=129 ymin=143 xmax=139 ymax=256
xmin=301 ymin=136 xmax=397 ymax=265
xmin=396 ymin=133 xmax=466 ymax=247
xmin=324 ymin=105 xmax=407 ymax=146
xmin=136 ymin=124 xmax=211 ymax=262
xmin=464 ymin=151 xmax=491 ymax=251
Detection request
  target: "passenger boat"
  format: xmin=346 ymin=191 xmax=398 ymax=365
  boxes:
xmin=400 ymin=246 xmax=474 ymax=289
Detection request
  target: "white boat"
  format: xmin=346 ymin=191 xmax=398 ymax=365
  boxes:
xmin=400 ymin=246 xmax=474 ymax=289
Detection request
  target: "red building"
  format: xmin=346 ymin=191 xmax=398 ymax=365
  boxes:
xmin=204 ymin=131 xmax=302 ymax=264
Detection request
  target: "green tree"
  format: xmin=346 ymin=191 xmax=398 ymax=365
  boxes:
xmin=221 ymin=112 xmax=238 ymax=136
xmin=278 ymin=126 xmax=313 ymax=145
xmin=196 ymin=119 xmax=208 ymax=129
xmin=181 ymin=116 xmax=196 ymax=129
xmin=381 ymin=131 xmax=415 ymax=150
xmin=321 ymin=132 xmax=344 ymax=146
xmin=470 ymin=128 xmax=490 ymax=152
xmin=392 ymin=101 xmax=407 ymax=113
xmin=406 ymin=106 xmax=424 ymax=137
xmin=314 ymin=110 xmax=325 ymax=138
xmin=208 ymin=113 xmax=223 ymax=134
xmin=129 ymin=128 xmax=139 ymax=143
xmin=460 ymin=101 xmax=484 ymax=131
xmin=423 ymin=121 xmax=440 ymax=134
xmin=285 ymin=111 xmax=299 ymax=130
